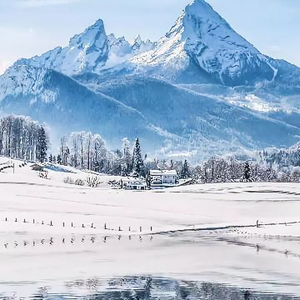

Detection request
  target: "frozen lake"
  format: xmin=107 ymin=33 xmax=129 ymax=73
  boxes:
xmin=1 ymin=158 xmax=300 ymax=298
xmin=1 ymin=225 xmax=300 ymax=298
xmin=1 ymin=276 xmax=298 ymax=299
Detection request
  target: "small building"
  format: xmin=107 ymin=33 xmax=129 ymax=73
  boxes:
xmin=30 ymin=163 xmax=44 ymax=171
xmin=126 ymin=180 xmax=147 ymax=191
xmin=148 ymin=170 xmax=178 ymax=187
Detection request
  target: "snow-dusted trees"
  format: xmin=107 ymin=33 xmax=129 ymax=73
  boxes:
xmin=70 ymin=133 xmax=80 ymax=168
xmin=52 ymin=132 xmax=139 ymax=176
xmin=85 ymin=132 xmax=93 ymax=170
xmin=57 ymin=154 xmax=62 ymax=165
xmin=181 ymin=159 xmax=191 ymax=179
xmin=132 ymin=138 xmax=144 ymax=176
xmin=0 ymin=119 xmax=4 ymax=156
xmin=60 ymin=136 xmax=70 ymax=166
xmin=122 ymin=138 xmax=132 ymax=175
xmin=36 ymin=126 xmax=48 ymax=163
xmin=0 ymin=115 xmax=48 ymax=161
xmin=244 ymin=161 xmax=251 ymax=181
xmin=93 ymin=134 xmax=108 ymax=172
xmin=56 ymin=132 xmax=110 ymax=172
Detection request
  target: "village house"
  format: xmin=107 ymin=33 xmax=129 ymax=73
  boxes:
xmin=148 ymin=170 xmax=178 ymax=187
xmin=30 ymin=163 xmax=44 ymax=172
xmin=126 ymin=179 xmax=147 ymax=191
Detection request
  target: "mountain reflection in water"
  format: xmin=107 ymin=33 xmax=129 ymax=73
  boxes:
xmin=14 ymin=276 xmax=297 ymax=300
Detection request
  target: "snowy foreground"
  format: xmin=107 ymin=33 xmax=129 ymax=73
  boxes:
xmin=1 ymin=158 xmax=300 ymax=297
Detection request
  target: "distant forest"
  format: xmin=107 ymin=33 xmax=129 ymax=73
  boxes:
xmin=1 ymin=115 xmax=300 ymax=183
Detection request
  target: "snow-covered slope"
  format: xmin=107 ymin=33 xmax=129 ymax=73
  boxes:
xmin=82 ymin=75 xmax=300 ymax=155
xmin=1 ymin=158 xmax=300 ymax=297
xmin=0 ymin=67 xmax=165 ymax=150
xmin=2 ymin=65 xmax=300 ymax=156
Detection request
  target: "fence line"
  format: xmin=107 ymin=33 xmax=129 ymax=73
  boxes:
xmin=1 ymin=216 xmax=153 ymax=234
xmin=2 ymin=234 xmax=154 ymax=250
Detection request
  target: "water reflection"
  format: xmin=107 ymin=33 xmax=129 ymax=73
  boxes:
xmin=3 ymin=276 xmax=297 ymax=300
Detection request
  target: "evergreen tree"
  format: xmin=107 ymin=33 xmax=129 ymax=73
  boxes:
xmin=170 ymin=159 xmax=174 ymax=170
xmin=132 ymin=138 xmax=144 ymax=176
xmin=52 ymin=155 xmax=56 ymax=164
xmin=0 ymin=121 xmax=3 ymax=155
xmin=36 ymin=126 xmax=48 ymax=163
xmin=49 ymin=154 xmax=53 ymax=163
xmin=181 ymin=160 xmax=190 ymax=179
xmin=57 ymin=154 xmax=62 ymax=165
xmin=244 ymin=161 xmax=251 ymax=181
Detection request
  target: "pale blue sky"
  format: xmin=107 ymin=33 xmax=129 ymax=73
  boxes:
xmin=0 ymin=0 xmax=300 ymax=74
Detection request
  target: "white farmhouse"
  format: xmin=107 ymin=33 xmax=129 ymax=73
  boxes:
xmin=148 ymin=170 xmax=178 ymax=187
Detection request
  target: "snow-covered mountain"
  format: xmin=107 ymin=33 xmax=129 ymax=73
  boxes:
xmin=105 ymin=0 xmax=300 ymax=87
xmin=2 ymin=65 xmax=300 ymax=157
xmin=9 ymin=20 xmax=154 ymax=78
xmin=12 ymin=19 xmax=109 ymax=76
xmin=0 ymin=68 xmax=165 ymax=150
xmin=1 ymin=0 xmax=300 ymax=156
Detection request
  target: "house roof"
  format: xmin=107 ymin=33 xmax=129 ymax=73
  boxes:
xmin=128 ymin=180 xmax=147 ymax=186
xmin=30 ymin=163 xmax=44 ymax=168
xmin=150 ymin=170 xmax=177 ymax=176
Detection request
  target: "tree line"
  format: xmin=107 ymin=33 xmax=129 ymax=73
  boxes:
xmin=0 ymin=116 xmax=48 ymax=162
xmin=48 ymin=133 xmax=145 ymax=176
xmin=2 ymin=115 xmax=300 ymax=183
xmin=49 ymin=132 xmax=300 ymax=182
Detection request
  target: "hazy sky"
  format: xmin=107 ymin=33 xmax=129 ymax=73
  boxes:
xmin=0 ymin=0 xmax=300 ymax=74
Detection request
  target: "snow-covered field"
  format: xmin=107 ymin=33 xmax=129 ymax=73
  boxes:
xmin=1 ymin=157 xmax=300 ymax=297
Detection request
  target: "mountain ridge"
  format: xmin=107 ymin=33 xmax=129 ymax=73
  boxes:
xmin=1 ymin=0 xmax=300 ymax=157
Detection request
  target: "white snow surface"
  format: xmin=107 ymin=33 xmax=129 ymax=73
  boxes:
xmin=1 ymin=157 xmax=300 ymax=297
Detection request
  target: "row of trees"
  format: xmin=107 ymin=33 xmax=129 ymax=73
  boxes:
xmin=0 ymin=116 xmax=48 ymax=162
xmin=47 ymin=132 xmax=300 ymax=182
xmin=51 ymin=134 xmax=194 ymax=179
xmin=2 ymin=115 xmax=300 ymax=183
xmin=190 ymin=157 xmax=293 ymax=183
xmin=48 ymin=133 xmax=145 ymax=176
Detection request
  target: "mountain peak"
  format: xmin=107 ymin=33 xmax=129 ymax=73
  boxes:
xmin=92 ymin=18 xmax=104 ymax=28
xmin=125 ymin=0 xmax=276 ymax=86
xmin=132 ymin=34 xmax=155 ymax=53
xmin=180 ymin=0 xmax=251 ymax=46
xmin=1 ymin=1 xmax=282 ymax=86
xmin=134 ymin=34 xmax=142 ymax=45
xmin=69 ymin=18 xmax=106 ymax=48
xmin=186 ymin=0 xmax=213 ymax=12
